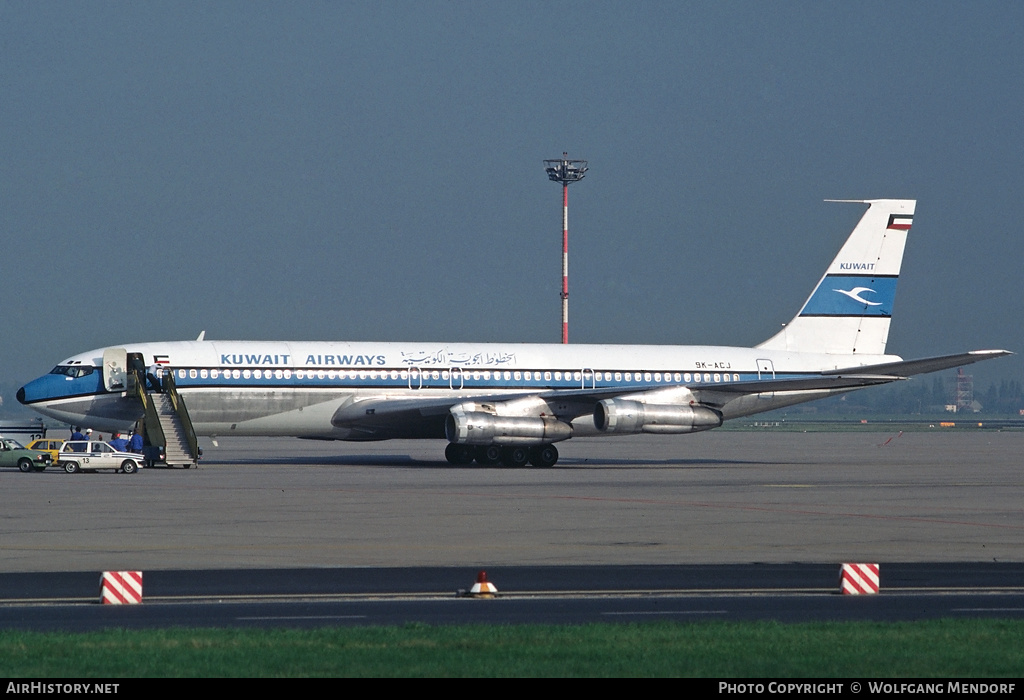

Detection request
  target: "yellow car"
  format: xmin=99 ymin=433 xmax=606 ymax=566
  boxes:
xmin=25 ymin=438 xmax=63 ymax=464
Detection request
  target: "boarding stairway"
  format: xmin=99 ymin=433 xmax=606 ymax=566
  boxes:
xmin=131 ymin=370 xmax=199 ymax=468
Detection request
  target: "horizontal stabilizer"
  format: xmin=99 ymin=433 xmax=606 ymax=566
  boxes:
xmin=828 ymin=349 xmax=1013 ymax=378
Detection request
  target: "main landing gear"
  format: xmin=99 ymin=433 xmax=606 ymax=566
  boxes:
xmin=445 ymin=443 xmax=559 ymax=468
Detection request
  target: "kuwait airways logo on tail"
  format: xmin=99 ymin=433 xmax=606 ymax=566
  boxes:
xmin=800 ymin=274 xmax=898 ymax=317
xmin=832 ymin=286 xmax=883 ymax=306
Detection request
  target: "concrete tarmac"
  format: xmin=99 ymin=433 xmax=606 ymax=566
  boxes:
xmin=1 ymin=430 xmax=1021 ymax=573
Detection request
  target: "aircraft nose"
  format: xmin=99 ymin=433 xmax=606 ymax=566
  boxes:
xmin=16 ymin=386 xmax=26 ymax=404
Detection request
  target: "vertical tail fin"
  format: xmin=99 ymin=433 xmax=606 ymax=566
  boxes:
xmin=757 ymin=199 xmax=916 ymax=356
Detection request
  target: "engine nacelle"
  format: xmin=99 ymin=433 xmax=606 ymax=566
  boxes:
xmin=594 ymin=399 xmax=722 ymax=435
xmin=445 ymin=411 xmax=573 ymax=446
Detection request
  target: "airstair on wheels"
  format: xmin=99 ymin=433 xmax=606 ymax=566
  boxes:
xmin=131 ymin=369 xmax=199 ymax=468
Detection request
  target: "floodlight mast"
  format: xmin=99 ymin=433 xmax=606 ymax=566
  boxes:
xmin=543 ymin=152 xmax=588 ymax=344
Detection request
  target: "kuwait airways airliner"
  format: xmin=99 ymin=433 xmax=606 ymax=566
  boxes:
xmin=17 ymin=200 xmax=1010 ymax=467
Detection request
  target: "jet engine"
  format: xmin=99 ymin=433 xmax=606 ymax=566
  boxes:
xmin=445 ymin=411 xmax=572 ymax=446
xmin=593 ymin=399 xmax=722 ymax=434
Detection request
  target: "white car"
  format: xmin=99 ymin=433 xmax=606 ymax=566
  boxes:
xmin=58 ymin=441 xmax=142 ymax=474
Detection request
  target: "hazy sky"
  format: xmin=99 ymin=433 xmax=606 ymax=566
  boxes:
xmin=2 ymin=2 xmax=1022 ymax=403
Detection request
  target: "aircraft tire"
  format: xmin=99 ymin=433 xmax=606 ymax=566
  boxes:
xmin=499 ymin=446 xmax=530 ymax=468
xmin=474 ymin=445 xmax=501 ymax=465
xmin=528 ymin=444 xmax=559 ymax=468
xmin=444 ymin=443 xmax=475 ymax=465
xmin=18 ymin=458 xmax=33 ymax=473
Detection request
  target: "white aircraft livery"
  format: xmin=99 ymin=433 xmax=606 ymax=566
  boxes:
xmin=17 ymin=199 xmax=1010 ymax=467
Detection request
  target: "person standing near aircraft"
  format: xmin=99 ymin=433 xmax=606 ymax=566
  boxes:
xmin=69 ymin=426 xmax=86 ymax=452
xmin=147 ymin=365 xmax=162 ymax=393
xmin=129 ymin=431 xmax=143 ymax=454
xmin=109 ymin=432 xmax=129 ymax=451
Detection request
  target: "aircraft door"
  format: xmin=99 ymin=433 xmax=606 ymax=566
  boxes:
xmin=581 ymin=368 xmax=596 ymax=389
xmin=126 ymin=352 xmax=146 ymax=392
xmin=102 ymin=347 xmax=128 ymax=392
xmin=756 ymin=358 xmax=775 ymax=399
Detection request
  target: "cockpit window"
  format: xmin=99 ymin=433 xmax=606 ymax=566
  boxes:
xmin=49 ymin=365 xmax=96 ymax=378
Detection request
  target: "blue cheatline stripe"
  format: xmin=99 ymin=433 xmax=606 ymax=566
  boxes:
xmin=162 ymin=367 xmax=816 ymax=392
xmin=800 ymin=275 xmax=898 ymax=317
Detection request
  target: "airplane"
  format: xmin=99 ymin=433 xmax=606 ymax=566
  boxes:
xmin=17 ymin=199 xmax=1010 ymax=467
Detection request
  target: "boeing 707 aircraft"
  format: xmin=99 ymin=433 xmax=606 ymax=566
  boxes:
xmin=17 ymin=199 xmax=1010 ymax=467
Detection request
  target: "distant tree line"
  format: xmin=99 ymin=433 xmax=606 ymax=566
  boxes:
xmin=801 ymin=376 xmax=1024 ymax=416
xmin=978 ymin=378 xmax=1024 ymax=414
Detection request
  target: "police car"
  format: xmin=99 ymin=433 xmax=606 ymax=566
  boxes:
xmin=58 ymin=441 xmax=142 ymax=474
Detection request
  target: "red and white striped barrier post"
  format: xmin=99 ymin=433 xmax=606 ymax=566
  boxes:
xmin=840 ymin=563 xmax=879 ymax=594
xmin=100 ymin=571 xmax=143 ymax=604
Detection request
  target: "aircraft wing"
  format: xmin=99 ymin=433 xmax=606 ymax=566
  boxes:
xmin=329 ymin=391 xmax=539 ymax=438
xmin=330 ymin=375 xmax=904 ymax=437
xmin=680 ymin=374 xmax=902 ymax=395
xmin=327 ymin=349 xmax=1011 ymax=438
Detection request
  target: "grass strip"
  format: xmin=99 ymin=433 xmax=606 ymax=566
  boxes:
xmin=1 ymin=619 xmax=1023 ymax=677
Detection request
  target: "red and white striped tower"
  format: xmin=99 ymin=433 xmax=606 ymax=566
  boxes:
xmin=544 ymin=153 xmax=587 ymax=344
